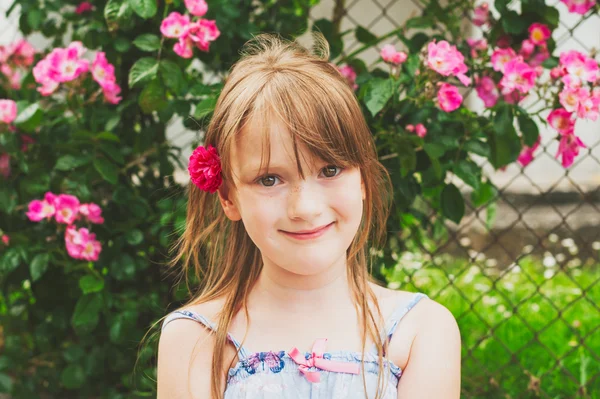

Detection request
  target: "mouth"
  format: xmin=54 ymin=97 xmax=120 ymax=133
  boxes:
xmin=280 ymin=222 xmax=335 ymax=240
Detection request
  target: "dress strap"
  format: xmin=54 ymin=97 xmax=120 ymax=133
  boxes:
xmin=161 ymin=309 xmax=251 ymax=359
xmin=372 ymin=292 xmax=429 ymax=354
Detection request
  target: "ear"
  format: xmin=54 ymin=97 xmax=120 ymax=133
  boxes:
xmin=217 ymin=184 xmax=242 ymax=221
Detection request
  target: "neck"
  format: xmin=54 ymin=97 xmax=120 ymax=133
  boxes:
xmin=249 ymin=253 xmax=354 ymax=314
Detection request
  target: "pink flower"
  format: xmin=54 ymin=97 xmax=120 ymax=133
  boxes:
xmin=184 ymin=19 xmax=221 ymax=52
xmin=54 ymin=194 xmax=80 ymax=225
xmin=184 ymin=0 xmax=208 ymax=17
xmin=337 ymin=65 xmax=358 ymax=90
xmin=473 ymin=3 xmax=490 ymax=26
xmin=529 ymin=45 xmax=550 ymax=67
xmin=575 ymin=89 xmax=600 ymax=121
xmin=466 ymin=38 xmax=488 ymax=57
xmin=550 ymin=67 xmax=566 ymax=79
xmin=519 ymin=39 xmax=535 ymax=58
xmin=75 ymin=1 xmax=93 ymax=14
xmin=79 ymin=203 xmax=104 ymax=224
xmin=0 ymin=99 xmax=17 ymax=124
xmin=491 ymin=48 xmax=517 ymax=72
xmin=405 ymin=124 xmax=415 ymax=132
xmin=174 ymin=36 xmax=194 ymax=58
xmin=528 ymin=23 xmax=552 ymax=45
xmin=65 ymin=225 xmax=102 ymax=261
xmin=560 ymin=0 xmax=596 ymax=14
xmin=1 ymin=234 xmax=9 ymax=245
xmin=415 ymin=124 xmax=427 ymax=138
xmin=188 ymin=144 xmax=222 ymax=193
xmin=0 ymin=153 xmax=10 ymax=178
xmin=475 ymin=76 xmax=499 ymax=108
xmin=10 ymin=39 xmax=36 ymax=67
xmin=46 ymin=43 xmax=89 ymax=83
xmin=427 ymin=40 xmax=470 ymax=85
xmin=1 ymin=64 xmax=22 ymax=89
xmin=500 ymin=58 xmax=536 ymax=94
xmin=556 ymin=133 xmax=586 ymax=167
xmin=437 ymin=83 xmax=463 ymax=112
xmin=161 ymin=12 xmax=191 ymax=39
xmin=101 ymin=81 xmax=122 ymax=104
xmin=547 ymin=108 xmax=575 ymax=135
xmin=91 ymin=52 xmax=116 ymax=87
xmin=32 ymin=58 xmax=60 ymax=95
xmin=559 ymin=50 xmax=599 ymax=84
xmin=559 ymin=86 xmax=588 ymax=113
xmin=380 ymin=44 xmax=407 ymax=65
xmin=26 ymin=192 xmax=57 ymax=222
xmin=517 ymin=136 xmax=541 ymax=167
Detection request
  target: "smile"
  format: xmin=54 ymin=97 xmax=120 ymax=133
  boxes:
xmin=280 ymin=222 xmax=334 ymax=240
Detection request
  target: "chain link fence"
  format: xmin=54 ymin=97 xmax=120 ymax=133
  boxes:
xmin=306 ymin=0 xmax=600 ymax=397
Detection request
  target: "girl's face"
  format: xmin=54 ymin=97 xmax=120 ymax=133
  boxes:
xmin=218 ymin=117 xmax=365 ymax=277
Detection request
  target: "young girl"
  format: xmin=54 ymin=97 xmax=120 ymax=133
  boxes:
xmin=157 ymin=32 xmax=461 ymax=399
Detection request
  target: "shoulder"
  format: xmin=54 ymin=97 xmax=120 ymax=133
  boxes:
xmin=157 ymin=299 xmax=227 ymax=399
xmin=397 ymin=295 xmax=462 ymax=397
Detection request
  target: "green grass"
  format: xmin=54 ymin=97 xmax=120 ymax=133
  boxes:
xmin=383 ymin=245 xmax=600 ymax=399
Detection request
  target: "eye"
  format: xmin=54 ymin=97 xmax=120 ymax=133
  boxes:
xmin=256 ymin=175 xmax=280 ymax=187
xmin=320 ymin=165 xmax=343 ymax=178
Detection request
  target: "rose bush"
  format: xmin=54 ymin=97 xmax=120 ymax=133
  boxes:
xmin=0 ymin=0 xmax=598 ymax=396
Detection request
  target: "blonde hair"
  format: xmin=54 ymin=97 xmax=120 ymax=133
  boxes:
xmin=148 ymin=31 xmax=395 ymax=398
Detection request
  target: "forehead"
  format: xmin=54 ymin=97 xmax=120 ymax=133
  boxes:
xmin=231 ymin=116 xmax=319 ymax=176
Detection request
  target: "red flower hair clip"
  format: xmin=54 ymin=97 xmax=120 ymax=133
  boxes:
xmin=188 ymin=144 xmax=222 ymax=193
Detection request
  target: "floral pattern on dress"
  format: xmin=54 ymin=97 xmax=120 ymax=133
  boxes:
xmin=242 ymin=351 xmax=286 ymax=375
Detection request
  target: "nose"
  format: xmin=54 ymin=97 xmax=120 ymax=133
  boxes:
xmin=287 ymin=180 xmax=324 ymax=221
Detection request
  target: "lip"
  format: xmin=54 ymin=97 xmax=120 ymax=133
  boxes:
xmin=281 ymin=222 xmax=334 ymax=240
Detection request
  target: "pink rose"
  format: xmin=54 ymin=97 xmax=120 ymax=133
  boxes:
xmin=1 ymin=234 xmax=9 ymax=246
xmin=188 ymin=144 xmax=222 ymax=193
xmin=337 ymin=65 xmax=358 ymax=90
xmin=560 ymin=0 xmax=596 ymax=14
xmin=79 ymin=203 xmax=105 ymax=224
xmin=500 ymin=58 xmax=536 ymax=94
xmin=54 ymin=194 xmax=80 ymax=225
xmin=517 ymin=136 xmax=541 ymax=167
xmin=184 ymin=0 xmax=208 ymax=17
xmin=491 ymin=48 xmax=517 ymax=73
xmin=65 ymin=225 xmax=102 ymax=261
xmin=437 ymin=83 xmax=463 ymax=112
xmin=547 ymin=108 xmax=575 ymax=135
xmin=475 ymin=76 xmax=499 ymax=108
xmin=75 ymin=1 xmax=93 ymax=14
xmin=380 ymin=44 xmax=407 ymax=65
xmin=161 ymin=12 xmax=191 ymax=39
xmin=473 ymin=3 xmax=490 ymax=26
xmin=427 ymin=40 xmax=470 ymax=85
xmin=528 ymin=23 xmax=552 ymax=45
xmin=0 ymin=99 xmax=17 ymax=124
xmin=556 ymin=133 xmax=586 ymax=168
xmin=26 ymin=192 xmax=57 ymax=222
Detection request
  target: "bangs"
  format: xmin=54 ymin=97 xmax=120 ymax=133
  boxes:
xmin=234 ymin=67 xmax=370 ymax=182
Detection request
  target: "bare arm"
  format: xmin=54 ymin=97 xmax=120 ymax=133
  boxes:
xmin=157 ymin=318 xmax=220 ymax=399
xmin=396 ymin=300 xmax=462 ymax=398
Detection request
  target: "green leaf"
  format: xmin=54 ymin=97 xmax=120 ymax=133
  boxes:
xmin=539 ymin=5 xmax=559 ymax=26
xmin=423 ymin=143 xmax=446 ymax=159
xmin=79 ymin=275 xmax=105 ymax=294
xmin=14 ymin=103 xmax=43 ymax=132
xmin=405 ymin=16 xmax=435 ymax=29
xmin=30 ymin=253 xmax=50 ymax=282
xmin=93 ymin=158 xmax=119 ymax=185
xmin=0 ymin=372 xmax=13 ymax=393
xmin=128 ymin=57 xmax=158 ymax=88
xmin=96 ymin=131 xmax=120 ymax=142
xmin=541 ymin=57 xmax=559 ymax=69
xmin=463 ymin=139 xmax=490 ymax=157
xmin=517 ymin=114 xmax=540 ymax=147
xmin=55 ymin=154 xmax=92 ymax=171
xmin=355 ymin=26 xmax=377 ymax=44
xmin=159 ymin=60 xmax=185 ymax=94
xmin=471 ymin=181 xmax=497 ymax=207
xmin=138 ymin=80 xmax=167 ymax=114
xmin=441 ymin=183 xmax=464 ymax=224
xmin=104 ymin=0 xmax=133 ymax=32
xmin=114 ymin=37 xmax=131 ymax=53
xmin=60 ymin=364 xmax=86 ymax=389
xmin=0 ymin=248 xmax=21 ymax=275
xmin=133 ymin=33 xmax=161 ymax=51
xmin=125 ymin=229 xmax=144 ymax=245
xmin=71 ymin=293 xmax=103 ymax=330
xmin=193 ymin=96 xmax=217 ymax=120
xmin=98 ymin=142 xmax=125 ymax=165
xmin=454 ymin=160 xmax=480 ymax=190
xmin=364 ymin=78 xmax=395 ymax=117
xmin=129 ymin=0 xmax=157 ymax=18
xmin=494 ymin=104 xmax=514 ymax=136
xmin=0 ymin=186 xmax=18 ymax=214
xmin=27 ymin=9 xmax=43 ymax=30
xmin=502 ymin=11 xmax=528 ymax=35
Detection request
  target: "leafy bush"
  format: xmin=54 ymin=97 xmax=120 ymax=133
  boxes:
xmin=0 ymin=0 xmax=598 ymax=396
